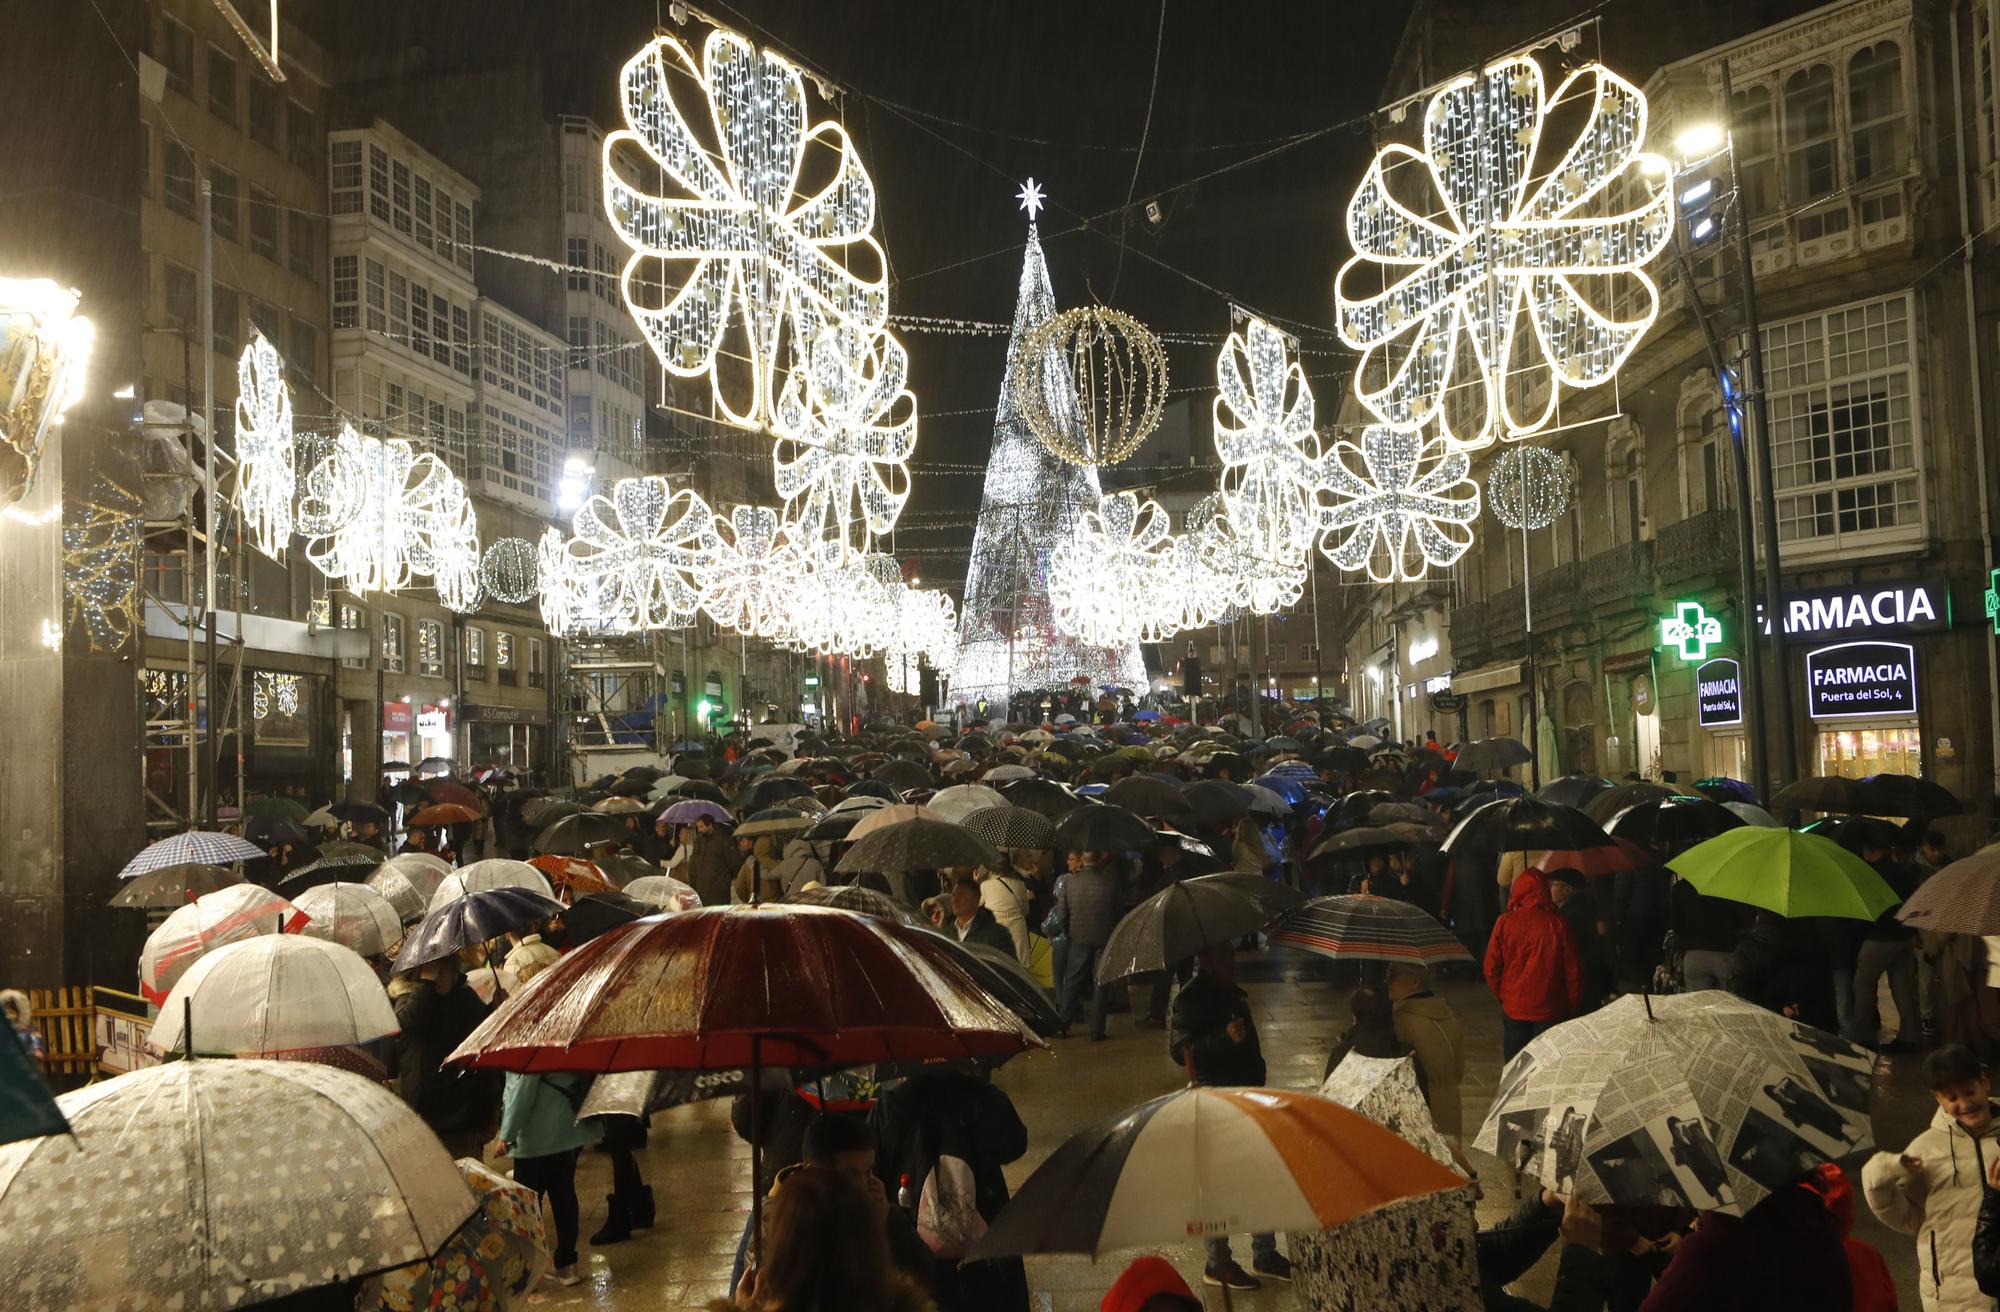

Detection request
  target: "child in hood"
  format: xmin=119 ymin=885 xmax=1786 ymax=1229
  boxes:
xmin=1864 ymin=1043 xmax=1998 ymax=1311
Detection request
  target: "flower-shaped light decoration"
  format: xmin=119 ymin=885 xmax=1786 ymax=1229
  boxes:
xmin=298 ymin=427 xmax=479 ymax=596
xmin=1198 ymin=511 xmax=1309 ymax=617
xmin=1146 ymin=531 xmax=1229 ymax=640
xmin=700 ymin=503 xmax=801 ymax=639
xmin=603 ymin=25 xmax=888 ymax=432
xmin=1487 ymin=444 xmax=1576 ymax=529
xmin=232 ymin=333 xmax=294 ymax=558
xmin=555 ymin=476 xmax=719 ymax=634
xmin=771 ymin=324 xmax=916 ymax=561
xmin=1212 ymin=316 xmax=1328 ymax=573
xmin=1050 ymin=491 xmax=1172 ymax=647
xmin=535 ymin=527 xmax=591 ymax=637
xmin=886 ymin=585 xmax=959 ymax=693
xmin=1335 ymin=57 xmax=1673 ymax=448
xmin=1321 ymin=427 xmax=1481 ymax=583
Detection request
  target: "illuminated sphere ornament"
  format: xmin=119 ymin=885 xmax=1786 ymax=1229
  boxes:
xmin=1334 ymin=56 xmax=1673 ymax=448
xmin=603 ymin=24 xmax=888 ymax=432
xmin=0 ymin=277 xmax=93 ymax=504
xmin=1015 ymin=307 xmax=1168 ymax=467
xmin=771 ymin=324 xmax=915 ymax=561
xmin=1321 ymin=427 xmax=1481 ymax=583
xmin=479 ymin=537 xmax=540 ymax=605
xmin=232 ymin=334 xmax=294 ymax=558
xmin=1487 ymin=445 xmax=1574 ymax=530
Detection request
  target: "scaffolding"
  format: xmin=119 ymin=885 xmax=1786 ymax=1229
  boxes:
xmin=559 ymin=630 xmax=677 ymax=786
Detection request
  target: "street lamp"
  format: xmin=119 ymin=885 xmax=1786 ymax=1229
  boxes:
xmin=1674 ymin=122 xmax=1726 ymax=159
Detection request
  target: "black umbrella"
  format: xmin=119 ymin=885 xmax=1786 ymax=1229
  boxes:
xmin=944 ymin=939 xmax=1062 ymax=1036
xmin=392 ymin=886 xmax=566 ymax=971
xmin=276 ymin=848 xmax=385 ymax=891
xmin=1538 ymin=775 xmax=1614 ymax=809
xmin=803 ymin=810 xmax=870 ymax=841
xmin=1770 ymin=775 xmax=1879 ymax=815
xmin=1095 ymin=872 xmax=1306 ymax=983
xmin=835 ymin=817 xmax=1003 ymax=874
xmin=789 ymin=883 xmax=924 ymax=924
xmin=594 ymin=853 xmax=661 ymax=886
xmin=999 ymin=777 xmax=1084 ymax=820
xmin=621 ymin=764 xmax=669 ymax=782
xmin=1183 ymin=779 xmax=1254 ymax=827
xmin=1314 ymin=746 xmax=1370 ymax=774
xmin=533 ymin=811 xmax=628 ymax=855
xmin=1103 ymin=775 xmax=1193 ymax=822
xmin=328 ymin=800 xmax=389 ymax=827
xmin=1442 ymin=795 xmax=1612 ymax=854
xmin=1453 ymin=738 xmax=1532 ymax=774
xmin=1861 ymin=773 xmax=1960 ymax=819
xmin=1054 ymin=805 xmax=1159 ymax=854
xmin=522 ymin=797 xmax=582 ymax=827
xmin=1604 ymin=796 xmax=1745 ymax=848
xmin=738 ymin=775 xmax=818 ymax=814
xmin=607 ymin=777 xmax=654 ymax=798
xmin=1581 ymin=781 xmax=1697 ymax=824
xmin=872 ymin=760 xmax=935 ymax=793
xmin=1802 ymin=814 xmax=1905 ymax=854
xmin=1306 ymin=826 xmax=1434 ymax=868
xmin=845 ymin=778 xmax=900 ymax=802
xmin=562 ymin=890 xmax=652 ymax=945
xmin=243 ymin=817 xmax=310 ymax=853
xmin=660 ymin=779 xmax=728 ymax=805
xmin=958 ymin=806 xmax=1058 ymax=852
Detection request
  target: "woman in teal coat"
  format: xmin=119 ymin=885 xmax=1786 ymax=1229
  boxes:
xmin=495 ymin=958 xmax=601 ymax=1284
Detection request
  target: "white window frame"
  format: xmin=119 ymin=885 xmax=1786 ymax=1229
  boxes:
xmin=380 ymin=611 xmax=405 ymax=673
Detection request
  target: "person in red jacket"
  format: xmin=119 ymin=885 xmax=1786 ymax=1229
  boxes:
xmin=1805 ymin=1161 xmax=1897 ymax=1312
xmin=1483 ymin=867 xmax=1584 ymax=1060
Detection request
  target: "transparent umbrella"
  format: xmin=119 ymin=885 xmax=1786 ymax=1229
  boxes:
xmin=292 ymin=881 xmax=405 ymax=957
xmin=149 ymin=935 xmax=399 ymax=1055
xmin=139 ymin=883 xmax=305 ymax=1005
xmin=428 ymin=859 xmax=555 ymax=913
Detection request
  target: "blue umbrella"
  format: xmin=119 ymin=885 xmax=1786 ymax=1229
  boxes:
xmin=1694 ymin=776 xmax=1759 ymax=805
xmin=392 ymin=886 xmax=567 ymax=971
xmin=1074 ymin=783 xmax=1109 ymax=797
xmin=1252 ymin=773 xmax=1310 ymax=805
xmin=118 ymin=830 xmax=268 ymax=879
xmin=1131 ymin=710 xmax=1162 ymax=722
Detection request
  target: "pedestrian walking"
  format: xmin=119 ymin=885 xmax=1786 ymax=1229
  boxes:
xmin=388 ymin=955 xmax=500 ymax=1158
xmin=1052 ymin=851 xmax=1119 ymax=1041
xmin=686 ymin=814 xmax=738 ymax=909
xmin=1483 ymin=868 xmax=1584 ymax=1060
xmin=1546 ymin=868 xmax=1611 ymax=1007
xmin=1850 ymin=845 xmax=1922 ymax=1051
xmin=1864 ymin=1043 xmax=2000 ymax=1312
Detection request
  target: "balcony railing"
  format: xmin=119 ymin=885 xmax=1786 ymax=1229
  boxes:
xmin=1447 ymin=600 xmax=1490 ymax=667
xmin=1654 ymin=509 xmax=1740 ymax=587
xmin=1584 ymin=539 xmax=1655 ymax=606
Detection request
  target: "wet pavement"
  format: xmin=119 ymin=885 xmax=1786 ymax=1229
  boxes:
xmin=520 ymin=949 xmax=1939 ymax=1310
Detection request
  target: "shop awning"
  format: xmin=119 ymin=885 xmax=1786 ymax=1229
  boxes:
xmin=1451 ymin=660 xmax=1523 ymax=695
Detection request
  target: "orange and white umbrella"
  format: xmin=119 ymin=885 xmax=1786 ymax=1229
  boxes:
xmin=138 ymin=883 xmax=306 ymax=1004
xmin=967 ymin=1085 xmax=1464 ymax=1258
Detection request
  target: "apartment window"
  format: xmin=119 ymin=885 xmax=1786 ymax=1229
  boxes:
xmin=566 ymin=236 xmax=589 ymax=291
xmin=432 ymin=291 xmax=452 ymax=368
xmin=496 ymin=632 xmax=517 ymax=686
xmin=389 ymin=271 xmax=409 ymax=347
xmin=247 ymin=78 xmax=279 ymax=150
xmin=1269 ymin=644 xmax=1289 ymax=665
xmin=368 ymin=144 xmax=391 ymax=221
xmin=454 ymin=202 xmax=473 ymax=272
xmin=417 ymin=619 xmax=444 ymax=678
xmin=212 ymin=284 xmax=239 ymax=357
xmin=288 ymin=317 xmax=318 ymax=386
xmin=332 ymin=254 xmax=359 ymax=329
xmin=158 ymin=17 xmax=194 ymax=99
xmin=1731 ymin=85 xmax=1778 ymax=217
xmin=330 ymin=139 xmax=363 ymax=214
xmin=206 ymin=46 xmax=238 ymax=125
xmin=287 ymin=101 xmax=315 ymax=172
xmin=209 ymin=167 xmax=239 ymax=242
xmin=1683 ymin=391 xmax=1731 ymax=516
xmin=435 ymin=186 xmax=456 ymax=258
xmin=163 ymin=141 xmax=196 ymax=218
xmin=452 ymin=305 xmax=471 ymax=376
xmin=410 ymin=279 xmax=430 ymax=357
xmin=1783 ymin=65 xmax=1840 ymax=206
xmin=381 ymin=612 xmax=405 ymax=673
xmin=248 ymin=187 xmax=279 ymax=261
xmin=1980 ymin=9 xmax=1999 ymax=174
xmin=138 ymin=123 xmax=151 ymax=198
xmin=414 ymin=175 xmax=433 ymax=248
xmin=164 ymin=261 xmax=196 ymax=329
xmin=288 ymin=211 xmax=317 ymax=279
xmin=339 ymin=602 xmax=368 ymax=670
xmin=364 ymin=259 xmax=386 ymax=333
xmin=465 ymin=626 xmax=486 ymax=676
xmin=563 ymin=159 xmax=590 ymax=213
xmin=1849 ymin=42 xmax=1906 ymax=184
xmin=529 ymin=638 xmax=545 ymax=688
xmin=391 ymin=160 xmax=412 ymax=235
xmin=250 ymin=300 xmax=283 ymax=350
xmin=1765 ymin=295 xmax=1920 ymax=552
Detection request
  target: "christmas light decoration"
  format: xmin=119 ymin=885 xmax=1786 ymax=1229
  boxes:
xmin=253 ymin=671 xmax=301 ymax=720
xmin=771 ymin=323 xmax=915 ymax=560
xmin=886 ymin=586 xmax=958 ymax=696
xmin=701 ymin=503 xmax=800 ymax=638
xmin=479 ymin=536 xmax=540 ymax=605
xmin=232 ymin=333 xmax=293 ymax=558
xmin=1198 ymin=510 xmax=1309 ymax=616
xmin=0 ymin=277 xmax=94 ymax=504
xmin=1146 ymin=530 xmax=1230 ymax=639
xmin=1208 ymin=315 xmax=1327 ymax=613
xmin=1051 ymin=491 xmax=1172 ymax=647
xmin=1487 ymin=444 xmax=1575 ymax=529
xmin=297 ymin=426 xmax=481 ymax=597
xmin=1015 ymin=306 xmax=1168 ymax=467
xmin=551 ymin=475 xmax=719 ymax=634
xmin=1321 ymin=426 xmax=1481 ymax=582
xmin=604 ymin=24 xmax=888 ymax=432
xmin=535 ymin=526 xmax=591 ymax=638
xmin=61 ymin=477 xmax=141 ymax=652
xmin=1335 ymin=56 xmax=1673 ymax=448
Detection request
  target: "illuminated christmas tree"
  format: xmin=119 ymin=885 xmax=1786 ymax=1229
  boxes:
xmin=951 ymin=184 xmax=1145 ymax=712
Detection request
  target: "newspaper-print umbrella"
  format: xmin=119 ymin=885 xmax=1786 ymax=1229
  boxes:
xmin=139 ymin=883 xmax=307 ymax=1004
xmin=149 ymin=935 xmax=399 ymax=1055
xmin=1667 ymin=828 xmax=1898 ymax=921
xmin=292 ymin=881 xmax=404 ymax=957
xmin=1096 ymin=872 xmax=1304 ymax=983
xmin=957 ymin=805 xmax=1058 ymax=853
xmin=1271 ymin=894 xmax=1473 ymax=966
xmin=1473 ymin=990 xmax=1874 ymax=1215
xmin=427 ymin=860 xmax=555 ymax=913
xmin=109 ymin=862 xmax=242 ymax=908
xmin=736 ymin=807 xmax=821 ymax=840
xmin=1896 ymin=849 xmax=2000 ymax=934
xmin=966 ymin=1085 xmax=1464 ymax=1259
xmin=359 ymin=1157 xmax=551 ymax=1312
xmin=118 ymin=829 xmax=267 ymax=879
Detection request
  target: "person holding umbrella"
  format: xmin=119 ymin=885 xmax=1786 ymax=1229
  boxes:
xmin=388 ymin=951 xmax=500 ymax=1157
xmin=687 ymin=813 xmax=739 ymax=909
xmin=1053 ymin=851 xmax=1120 ymax=1042
xmin=1483 ymin=868 xmax=1584 ymax=1060
xmin=492 ymin=949 xmax=601 ymax=1287
xmin=1167 ymin=941 xmax=1290 ymax=1289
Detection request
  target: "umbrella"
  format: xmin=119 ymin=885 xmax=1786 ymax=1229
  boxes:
xmin=1535 ymin=836 xmax=1653 ymax=879
xmin=982 ymin=764 xmax=1037 ymax=783
xmin=1272 ymin=894 xmax=1473 ymax=965
xmin=149 ymin=935 xmax=399 ymax=1054
xmin=659 ymin=798 xmax=732 ymax=826
xmin=592 ymin=795 xmax=652 ymax=815
xmin=957 ymin=805 xmax=1058 ymax=852
xmin=563 ymin=890 xmax=652 ymax=945
xmin=530 ymin=854 xmax=613 ymax=896
xmin=967 ymin=1084 xmax=1463 ymax=1259
xmin=1667 ymin=828 xmax=1900 ymax=920
xmin=872 ymin=759 xmax=935 ymax=793
xmin=140 ymin=883 xmax=306 ymax=1004
xmin=108 ymin=863 xmax=242 ymax=908
xmin=623 ymin=874 xmax=704 ymax=911
xmin=594 ymin=852 xmax=662 ymax=886
xmin=848 ymin=803 xmax=942 ymax=840
xmin=532 ymin=811 xmax=629 ymax=854
xmin=1453 ymin=737 xmax=1532 ymax=773
xmin=837 ymin=817 xmax=1002 ymax=874
xmin=1474 ymin=991 xmax=1873 ymax=1213
xmin=1316 ymin=746 xmax=1372 ymax=774
xmin=1693 ymin=776 xmax=1760 ymax=805
xmin=415 ymin=756 xmax=456 ymax=776
xmin=1184 ymin=778 xmax=1255 ymax=826
xmin=738 ymin=775 xmax=818 ymax=813
xmin=244 ymin=815 xmax=311 ymax=851
xmin=1723 ymin=800 xmax=1782 ymax=827
xmin=999 ymin=777 xmax=1082 ymax=820
xmin=844 ymin=777 xmax=901 ymax=801
xmin=522 ymin=797 xmax=582 ymax=827
xmin=1054 ymin=804 xmax=1158 ymax=853
xmin=423 ymin=778 xmax=485 ymax=809
xmin=330 ymin=799 xmax=392 ymax=828
xmin=1581 ymin=781 xmax=1697 ymax=824
xmin=928 ymin=784 xmax=1009 ymax=824
xmin=277 ymin=846 xmax=387 ymax=891
xmin=118 ymin=829 xmax=266 ymax=879
xmin=1861 ymin=773 xmax=1960 ymax=819
xmin=361 ymin=1157 xmax=551 ymax=1312
xmin=1443 ymin=796 xmax=1611 ymax=855
xmin=1306 ymin=826 xmax=1431 ymax=867
xmin=0 ymin=1019 xmax=67 ymax=1145
xmin=243 ymin=795 xmax=308 ymax=823
xmin=428 ymin=859 xmax=555 ymax=912
xmin=292 ymin=881 xmax=405 ymax=956
xmin=803 ymin=810 xmax=871 ymax=841
xmin=1898 ymin=850 xmax=2000 ymax=934
xmin=369 ymin=854 xmax=451 ymax=922
xmin=1103 ymin=775 xmax=1193 ymax=821
xmin=301 ymin=806 xmax=341 ymax=830
xmin=408 ymin=802 xmax=482 ymax=827
xmin=0 ymin=1060 xmax=476 ymax=1306
xmin=1603 ymin=796 xmax=1745 ymax=848
xmin=930 ymin=937 xmax=1063 ymax=1037
xmin=1770 ymin=775 xmax=1878 ymax=815
xmin=1097 ymin=872 xmax=1305 ymax=983
xmin=1538 ymin=775 xmax=1613 ymax=809
xmin=737 ymin=807 xmax=820 ymax=839
xmin=789 ymin=883 xmax=923 ymax=925
xmin=1252 ymin=773 xmax=1311 ymax=806
xmin=1367 ymin=802 xmax=1439 ymax=827
xmin=394 ymin=887 xmax=568 ymax=972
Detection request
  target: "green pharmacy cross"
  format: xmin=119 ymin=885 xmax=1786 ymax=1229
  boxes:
xmin=1660 ymin=601 xmax=1723 ymax=661
xmin=1986 ymin=569 xmax=2000 ymax=635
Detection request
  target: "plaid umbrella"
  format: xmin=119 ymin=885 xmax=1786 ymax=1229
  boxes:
xmin=957 ymin=805 xmax=1057 ymax=852
xmin=1272 ymin=894 xmax=1473 ymax=965
xmin=118 ymin=830 xmax=266 ymax=880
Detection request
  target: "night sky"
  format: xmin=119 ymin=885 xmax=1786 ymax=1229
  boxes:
xmin=319 ymin=1 xmax=1416 ymax=588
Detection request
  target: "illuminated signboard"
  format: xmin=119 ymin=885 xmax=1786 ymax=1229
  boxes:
xmin=1759 ymin=579 xmax=1947 ymax=642
xmin=1695 ymin=657 xmax=1742 ymax=728
xmin=1804 ymin=641 xmax=1917 ymax=720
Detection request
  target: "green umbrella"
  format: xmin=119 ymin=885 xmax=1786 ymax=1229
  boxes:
xmin=242 ymin=795 xmax=308 ymax=823
xmin=0 ymin=1026 xmax=69 ymax=1146
xmin=1666 ymin=827 xmax=1899 ymax=921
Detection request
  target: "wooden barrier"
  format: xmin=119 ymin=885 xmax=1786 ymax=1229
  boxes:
xmin=26 ymin=986 xmax=94 ymax=1080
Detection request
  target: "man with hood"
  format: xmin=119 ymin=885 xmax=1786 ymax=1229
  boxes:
xmin=1483 ymin=867 xmax=1584 ymax=1060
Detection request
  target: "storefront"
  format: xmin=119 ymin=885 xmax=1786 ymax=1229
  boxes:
xmin=381 ymin=699 xmax=414 ymax=770
xmin=462 ymin=702 xmax=549 ymax=781
xmin=1767 ymin=578 xmax=1943 ymax=779
xmin=1694 ymin=656 xmax=1747 ymax=781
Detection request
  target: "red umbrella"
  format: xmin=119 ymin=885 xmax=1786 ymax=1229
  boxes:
xmin=1537 ymin=835 xmax=1652 ymax=878
xmin=422 ymin=779 xmax=485 ymax=811
xmin=408 ymin=802 xmax=482 ymax=827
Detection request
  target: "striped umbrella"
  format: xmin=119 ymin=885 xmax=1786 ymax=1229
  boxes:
xmin=1270 ymin=894 xmax=1473 ymax=966
xmin=967 ymin=1085 xmax=1464 ymax=1258
xmin=957 ymin=805 xmax=1057 ymax=853
xmin=1897 ymin=849 xmax=2000 ymax=934
xmin=118 ymin=830 xmax=267 ymax=879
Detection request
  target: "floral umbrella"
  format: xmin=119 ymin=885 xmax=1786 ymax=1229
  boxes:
xmin=360 ymin=1157 xmax=551 ymax=1312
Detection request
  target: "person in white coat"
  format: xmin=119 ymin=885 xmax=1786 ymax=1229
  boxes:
xmin=976 ymin=862 xmax=1033 ymax=960
xmin=1863 ymin=1043 xmax=2000 ymax=1311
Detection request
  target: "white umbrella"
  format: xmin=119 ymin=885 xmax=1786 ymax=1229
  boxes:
xmin=981 ymin=764 xmax=1037 ymax=783
xmin=645 ymin=774 xmax=691 ymax=801
xmin=149 ymin=934 xmax=399 ymax=1055
xmin=623 ymin=874 xmax=702 ymax=911
xmin=927 ymin=784 xmax=1008 ymax=824
xmin=293 ymin=881 xmax=405 ymax=957
xmin=0 ymin=1059 xmax=474 ymax=1307
xmin=139 ymin=883 xmax=304 ymax=1004
xmin=427 ymin=859 xmax=554 ymax=913
xmin=302 ymin=805 xmax=341 ymax=831
xmin=1723 ymin=800 xmax=1782 ymax=828
xmin=826 ymin=794 xmax=890 ymax=815
xmin=369 ymin=862 xmax=441 ymax=924
xmin=847 ymin=803 xmax=941 ymax=840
